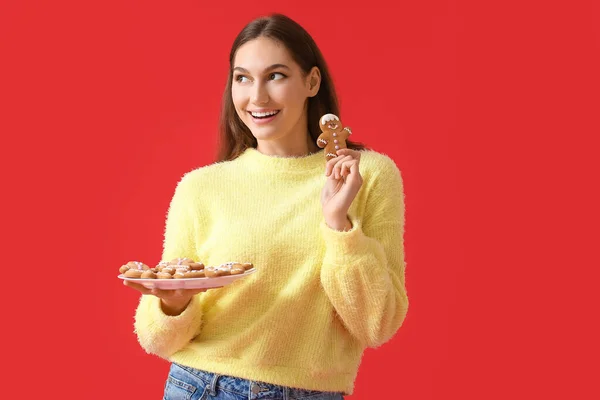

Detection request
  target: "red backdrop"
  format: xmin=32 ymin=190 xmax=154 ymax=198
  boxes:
xmin=1 ymin=1 xmax=599 ymax=399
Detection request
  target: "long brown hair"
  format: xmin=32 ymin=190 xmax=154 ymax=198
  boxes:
xmin=216 ymin=13 xmax=367 ymax=162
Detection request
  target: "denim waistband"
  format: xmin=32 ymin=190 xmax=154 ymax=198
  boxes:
xmin=172 ymin=362 xmax=343 ymax=399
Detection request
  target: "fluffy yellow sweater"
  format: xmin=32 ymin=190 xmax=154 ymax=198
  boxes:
xmin=133 ymin=147 xmax=408 ymax=395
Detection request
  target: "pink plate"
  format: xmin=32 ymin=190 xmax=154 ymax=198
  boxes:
xmin=118 ymin=268 xmax=255 ymax=290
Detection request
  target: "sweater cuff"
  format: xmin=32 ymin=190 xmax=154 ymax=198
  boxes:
xmin=320 ymin=216 xmax=372 ymax=265
xmin=134 ymin=293 xmax=204 ymax=358
xmin=134 ymin=293 xmax=203 ymax=347
xmin=142 ymin=294 xmax=202 ymax=327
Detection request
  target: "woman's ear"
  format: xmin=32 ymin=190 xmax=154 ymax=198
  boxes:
xmin=307 ymin=67 xmax=321 ymax=97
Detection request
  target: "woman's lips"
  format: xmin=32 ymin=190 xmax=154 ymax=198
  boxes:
xmin=249 ymin=110 xmax=280 ymax=125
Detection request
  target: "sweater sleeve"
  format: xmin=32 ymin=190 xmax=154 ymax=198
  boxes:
xmin=133 ymin=173 xmax=205 ymax=358
xmin=320 ymin=156 xmax=408 ymax=348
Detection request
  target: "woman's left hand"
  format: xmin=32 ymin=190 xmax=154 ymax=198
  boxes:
xmin=321 ymin=148 xmax=363 ymax=230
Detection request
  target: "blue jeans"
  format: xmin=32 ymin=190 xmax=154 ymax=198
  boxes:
xmin=163 ymin=362 xmax=345 ymax=400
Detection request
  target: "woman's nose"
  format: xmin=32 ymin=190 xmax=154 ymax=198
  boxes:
xmin=251 ymin=82 xmax=269 ymax=105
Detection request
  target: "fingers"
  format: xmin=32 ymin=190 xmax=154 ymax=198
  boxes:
xmin=338 ymin=158 xmax=356 ymax=179
xmin=124 ymin=281 xmax=207 ymax=298
xmin=150 ymin=287 xmax=170 ymax=298
xmin=123 ymin=279 xmax=212 ymax=301
xmin=326 ymin=156 xmax=360 ymax=180
xmin=123 ymin=280 xmax=152 ymax=295
xmin=149 ymin=286 xmax=209 ymax=299
xmin=325 ymin=155 xmax=351 ymax=177
xmin=325 ymin=149 xmax=361 ymax=178
xmin=341 ymin=160 xmax=356 ymax=179
xmin=150 ymin=288 xmax=195 ymax=299
xmin=189 ymin=288 xmax=210 ymax=295
xmin=335 ymin=148 xmax=360 ymax=158
xmin=328 ymin=157 xmax=351 ymax=180
xmin=347 ymin=160 xmax=363 ymax=185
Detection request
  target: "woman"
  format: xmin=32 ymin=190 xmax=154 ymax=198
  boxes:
xmin=124 ymin=13 xmax=408 ymax=400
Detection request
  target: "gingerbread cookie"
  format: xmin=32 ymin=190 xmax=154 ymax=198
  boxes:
xmin=184 ymin=270 xmax=205 ymax=278
xmin=189 ymin=262 xmax=205 ymax=270
xmin=140 ymin=270 xmax=157 ymax=279
xmin=120 ymin=259 xmax=254 ymax=280
xmin=316 ymin=114 xmax=352 ymax=161
xmin=120 ymin=261 xmax=150 ymax=276
xmin=156 ymin=271 xmax=173 ymax=279
xmin=167 ymin=257 xmax=195 ymax=266
xmin=241 ymin=263 xmax=254 ymax=271
xmin=204 ymin=265 xmax=228 ymax=278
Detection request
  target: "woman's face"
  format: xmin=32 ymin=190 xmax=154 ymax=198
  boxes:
xmin=231 ymin=37 xmax=317 ymax=152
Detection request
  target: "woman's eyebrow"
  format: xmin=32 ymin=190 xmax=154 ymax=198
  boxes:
xmin=233 ymin=64 xmax=291 ymax=73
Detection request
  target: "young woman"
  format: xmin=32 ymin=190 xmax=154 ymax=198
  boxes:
xmin=124 ymin=13 xmax=408 ymax=400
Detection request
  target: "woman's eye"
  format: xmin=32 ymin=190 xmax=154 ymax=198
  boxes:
xmin=269 ymin=72 xmax=285 ymax=80
xmin=235 ymin=75 xmax=250 ymax=83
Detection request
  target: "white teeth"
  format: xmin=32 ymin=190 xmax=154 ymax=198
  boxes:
xmin=251 ymin=110 xmax=278 ymax=118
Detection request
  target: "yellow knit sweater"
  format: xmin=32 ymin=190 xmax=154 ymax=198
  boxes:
xmin=133 ymin=147 xmax=408 ymax=395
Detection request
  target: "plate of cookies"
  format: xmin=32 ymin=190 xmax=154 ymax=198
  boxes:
xmin=118 ymin=258 xmax=256 ymax=290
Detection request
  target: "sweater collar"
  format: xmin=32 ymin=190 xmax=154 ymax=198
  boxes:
xmin=238 ymin=147 xmax=326 ymax=173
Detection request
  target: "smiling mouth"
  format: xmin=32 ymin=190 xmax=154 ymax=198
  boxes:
xmin=249 ymin=110 xmax=280 ymax=119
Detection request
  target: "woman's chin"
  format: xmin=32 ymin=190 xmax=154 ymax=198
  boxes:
xmin=248 ymin=124 xmax=281 ymax=139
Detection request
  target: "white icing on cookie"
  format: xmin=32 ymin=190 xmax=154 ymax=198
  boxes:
xmin=321 ymin=114 xmax=339 ymax=125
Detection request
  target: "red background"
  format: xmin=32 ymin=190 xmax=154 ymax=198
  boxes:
xmin=1 ymin=1 xmax=599 ymax=399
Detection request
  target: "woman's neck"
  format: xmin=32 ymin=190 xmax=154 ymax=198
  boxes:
xmin=256 ymin=136 xmax=320 ymax=158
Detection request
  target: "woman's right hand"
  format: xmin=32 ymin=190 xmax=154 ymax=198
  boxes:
xmin=123 ymin=280 xmax=208 ymax=316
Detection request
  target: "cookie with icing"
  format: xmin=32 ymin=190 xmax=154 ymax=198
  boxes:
xmin=317 ymin=114 xmax=352 ymax=161
xmin=120 ymin=259 xmax=254 ymax=279
xmin=167 ymin=257 xmax=195 ymax=266
xmin=120 ymin=261 xmax=150 ymax=274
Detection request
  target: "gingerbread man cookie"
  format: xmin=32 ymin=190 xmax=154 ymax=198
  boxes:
xmin=317 ymin=114 xmax=352 ymax=161
xmin=119 ymin=259 xmax=254 ymax=280
xmin=120 ymin=261 xmax=151 ymax=278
